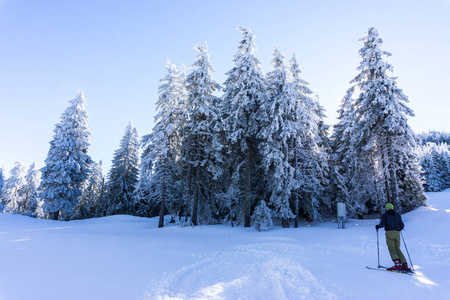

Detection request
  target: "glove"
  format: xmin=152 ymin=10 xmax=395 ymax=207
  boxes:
xmin=375 ymin=225 xmax=379 ymax=230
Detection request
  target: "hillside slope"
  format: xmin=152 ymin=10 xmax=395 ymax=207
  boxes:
xmin=0 ymin=191 xmax=448 ymax=300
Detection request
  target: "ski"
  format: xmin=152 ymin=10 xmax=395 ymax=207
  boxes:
xmin=366 ymin=266 xmax=417 ymax=276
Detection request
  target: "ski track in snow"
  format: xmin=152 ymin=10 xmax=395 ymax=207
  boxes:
xmin=144 ymin=237 xmax=374 ymax=299
xmin=145 ymin=246 xmax=341 ymax=300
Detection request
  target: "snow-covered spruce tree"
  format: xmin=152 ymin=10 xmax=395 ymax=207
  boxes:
xmin=140 ymin=60 xmax=186 ymax=227
xmin=310 ymin=98 xmax=331 ymax=215
xmin=134 ymin=133 xmax=155 ymax=218
xmin=313 ymin=97 xmax=331 ymax=149
xmin=19 ymin=162 xmax=41 ymax=217
xmin=133 ymin=155 xmax=154 ymax=218
xmin=417 ymin=143 xmax=449 ymax=192
xmin=251 ymin=200 xmax=273 ymax=231
xmin=105 ymin=122 xmax=140 ymax=216
xmin=221 ymin=26 xmax=267 ymax=227
xmin=345 ymin=27 xmax=426 ymax=213
xmin=73 ymin=160 xmax=105 ymax=219
xmin=182 ymin=43 xmax=223 ymax=225
xmin=258 ymin=47 xmax=295 ymax=228
xmin=417 ymin=144 xmax=441 ymax=191
xmin=329 ymin=87 xmax=364 ymax=218
xmin=0 ymin=165 xmax=4 ymax=207
xmin=418 ymin=131 xmax=450 ymax=145
xmin=434 ymin=143 xmax=450 ymax=189
xmin=39 ymin=90 xmax=93 ymax=221
xmin=2 ymin=162 xmax=26 ymax=214
xmin=288 ymin=53 xmax=327 ymax=225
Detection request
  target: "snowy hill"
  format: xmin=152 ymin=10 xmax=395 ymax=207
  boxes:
xmin=0 ymin=191 xmax=449 ymax=300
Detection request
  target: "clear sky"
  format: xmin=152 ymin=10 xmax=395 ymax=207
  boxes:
xmin=1 ymin=0 xmax=449 ymax=175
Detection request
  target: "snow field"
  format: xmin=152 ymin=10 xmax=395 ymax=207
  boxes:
xmin=0 ymin=190 xmax=449 ymax=300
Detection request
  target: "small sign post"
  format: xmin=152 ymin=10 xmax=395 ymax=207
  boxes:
xmin=337 ymin=202 xmax=346 ymax=229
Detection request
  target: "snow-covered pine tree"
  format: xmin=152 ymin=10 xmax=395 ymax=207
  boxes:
xmin=346 ymin=27 xmax=426 ymax=213
xmin=2 ymin=162 xmax=26 ymax=214
xmin=329 ymin=87 xmax=364 ymax=218
xmin=418 ymin=131 xmax=450 ymax=145
xmin=435 ymin=143 xmax=450 ymax=189
xmin=310 ymin=97 xmax=331 ymax=215
xmin=134 ymin=134 xmax=155 ymax=218
xmin=258 ymin=47 xmax=295 ymax=228
xmin=418 ymin=143 xmax=447 ymax=192
xmin=313 ymin=97 xmax=331 ymax=149
xmin=141 ymin=59 xmax=186 ymax=227
xmin=182 ymin=43 xmax=223 ymax=225
xmin=221 ymin=26 xmax=267 ymax=227
xmin=288 ymin=53 xmax=326 ymax=224
xmin=251 ymin=200 xmax=273 ymax=231
xmin=19 ymin=162 xmax=41 ymax=217
xmin=0 ymin=165 xmax=4 ymax=200
xmin=73 ymin=160 xmax=105 ymax=219
xmin=105 ymin=122 xmax=140 ymax=216
xmin=39 ymin=90 xmax=93 ymax=221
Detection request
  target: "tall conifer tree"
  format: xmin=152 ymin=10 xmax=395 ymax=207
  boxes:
xmin=141 ymin=60 xmax=186 ymax=227
xmin=106 ymin=122 xmax=140 ymax=215
xmin=74 ymin=160 xmax=105 ymax=219
xmin=20 ymin=162 xmax=41 ymax=216
xmin=182 ymin=43 xmax=223 ymax=225
xmin=222 ymin=27 xmax=268 ymax=227
xmin=2 ymin=162 xmax=26 ymax=213
xmin=338 ymin=27 xmax=426 ymax=214
xmin=0 ymin=165 xmax=4 ymax=197
xmin=258 ymin=47 xmax=295 ymax=227
xmin=288 ymin=53 xmax=327 ymax=223
xmin=39 ymin=90 xmax=93 ymax=220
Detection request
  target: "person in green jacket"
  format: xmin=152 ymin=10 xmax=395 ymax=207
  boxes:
xmin=375 ymin=203 xmax=412 ymax=272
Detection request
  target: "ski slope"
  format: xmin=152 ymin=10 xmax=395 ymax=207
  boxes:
xmin=0 ymin=190 xmax=449 ymax=300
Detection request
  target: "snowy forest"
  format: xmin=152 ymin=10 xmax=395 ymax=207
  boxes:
xmin=0 ymin=27 xmax=446 ymax=228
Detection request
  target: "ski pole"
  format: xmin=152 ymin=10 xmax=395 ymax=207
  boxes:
xmin=377 ymin=228 xmax=381 ymax=268
xmin=401 ymin=231 xmax=415 ymax=272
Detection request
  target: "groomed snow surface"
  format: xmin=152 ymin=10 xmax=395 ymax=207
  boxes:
xmin=1 ymin=191 xmax=449 ymax=300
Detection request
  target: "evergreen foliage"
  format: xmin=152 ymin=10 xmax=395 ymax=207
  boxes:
xmin=2 ymin=162 xmax=26 ymax=214
xmin=39 ymin=90 xmax=93 ymax=220
xmin=73 ymin=160 xmax=105 ymax=219
xmin=330 ymin=27 xmax=426 ymax=215
xmin=0 ymin=166 xmax=4 ymax=197
xmin=417 ymin=131 xmax=450 ymax=145
xmin=19 ymin=162 xmax=41 ymax=217
xmin=288 ymin=53 xmax=328 ymax=224
xmin=251 ymin=200 xmax=273 ymax=231
xmin=182 ymin=43 xmax=223 ymax=225
xmin=105 ymin=122 xmax=140 ymax=216
xmin=417 ymin=142 xmax=450 ymax=192
xmin=139 ymin=60 xmax=186 ymax=227
xmin=221 ymin=26 xmax=268 ymax=227
xmin=259 ymin=47 xmax=296 ymax=227
xmin=3 ymin=26 xmax=434 ymax=227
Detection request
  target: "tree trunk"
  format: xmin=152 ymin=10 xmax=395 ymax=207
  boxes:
xmin=52 ymin=210 xmax=60 ymax=221
xmin=294 ymin=197 xmax=299 ymax=228
xmin=186 ymin=165 xmax=193 ymax=223
xmin=158 ymin=177 xmax=166 ymax=228
xmin=380 ymin=144 xmax=392 ymax=204
xmin=244 ymin=139 xmax=251 ymax=227
xmin=388 ymin=145 xmax=398 ymax=205
xmin=282 ymin=218 xmax=290 ymax=228
xmin=294 ymin=143 xmax=299 ymax=228
xmin=192 ymin=166 xmax=199 ymax=226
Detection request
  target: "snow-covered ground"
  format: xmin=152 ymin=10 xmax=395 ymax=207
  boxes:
xmin=0 ymin=191 xmax=449 ymax=300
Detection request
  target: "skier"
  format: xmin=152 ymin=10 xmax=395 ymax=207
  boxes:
xmin=375 ymin=203 xmax=412 ymax=272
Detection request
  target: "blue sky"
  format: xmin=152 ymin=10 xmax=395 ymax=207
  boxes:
xmin=1 ymin=0 xmax=449 ymax=174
